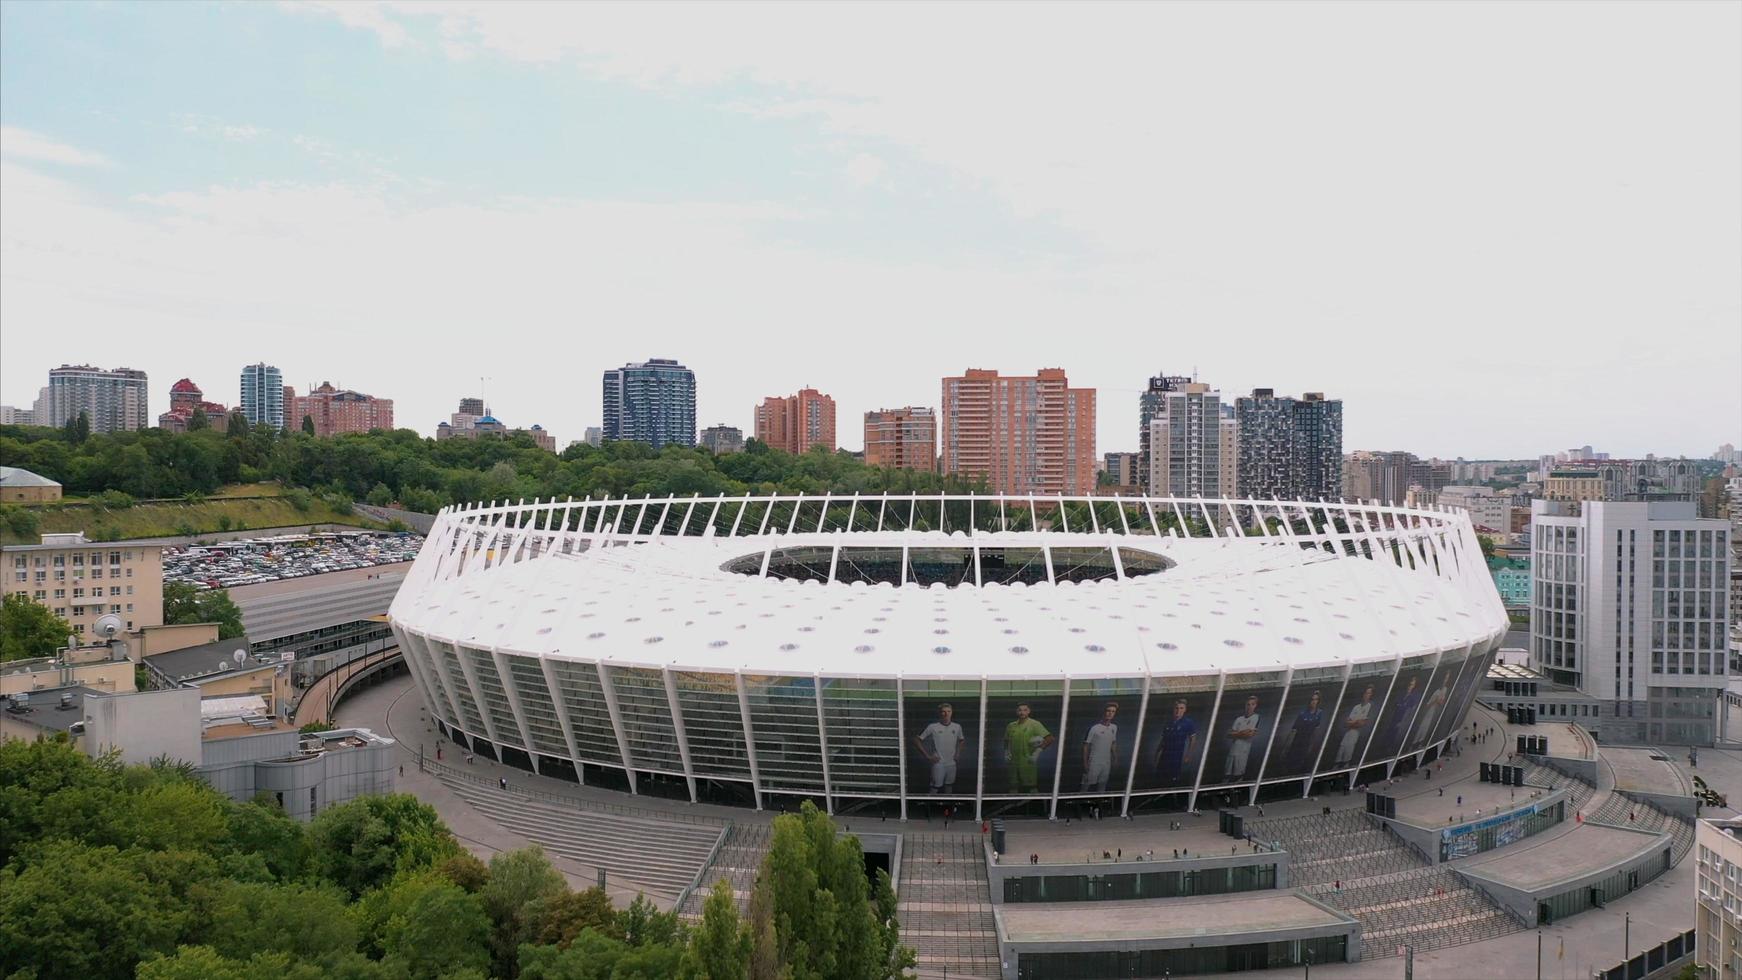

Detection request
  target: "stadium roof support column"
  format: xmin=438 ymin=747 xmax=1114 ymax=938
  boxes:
xmin=812 ymin=672 xmax=835 ymax=815
xmin=662 ymin=667 xmax=698 ymax=803
xmin=1119 ymin=674 xmax=1151 ymax=817
xmin=896 ymin=676 xmax=908 ymax=822
xmin=734 ymin=670 xmax=764 ymax=811
xmin=1187 ymin=672 xmax=1229 ymax=814
xmin=815 ymin=494 xmax=831 ymax=533
xmin=1247 ymin=666 xmax=1295 ymax=805
xmin=538 ymin=655 xmax=588 ymax=786
xmin=974 ymin=677 xmax=989 ymax=822
xmin=1050 ymin=680 xmax=1072 ymax=821
xmin=595 ymin=663 xmax=638 ymax=795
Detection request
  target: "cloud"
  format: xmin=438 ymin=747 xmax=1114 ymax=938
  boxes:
xmin=0 ymin=127 xmax=112 ymax=167
xmin=842 ymin=153 xmax=886 ymax=189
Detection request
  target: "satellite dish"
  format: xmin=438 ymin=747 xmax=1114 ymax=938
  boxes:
xmin=217 ymin=659 xmax=231 ymax=673
xmin=95 ymin=614 xmax=124 ymax=639
xmin=233 ymin=650 xmax=247 ymax=665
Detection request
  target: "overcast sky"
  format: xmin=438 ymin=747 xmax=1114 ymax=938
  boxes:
xmin=2 ymin=1 xmax=1737 ymax=459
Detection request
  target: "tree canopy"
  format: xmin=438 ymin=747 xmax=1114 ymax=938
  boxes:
xmin=162 ymin=582 xmax=246 ymax=640
xmin=0 ymin=738 xmax=909 ymax=980
xmin=0 ymin=422 xmax=977 ymax=511
xmin=0 ymin=593 xmax=74 ymax=661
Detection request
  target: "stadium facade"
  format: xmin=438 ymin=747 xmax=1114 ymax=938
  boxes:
xmin=389 ymin=494 xmax=1506 ymax=818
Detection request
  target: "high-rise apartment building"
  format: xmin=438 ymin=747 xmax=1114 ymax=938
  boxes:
xmin=239 ymin=363 xmax=285 ymax=430
xmin=1530 ymin=500 xmax=1730 ymax=743
xmin=940 ymin=368 xmax=1095 ymax=495
xmin=1102 ymin=452 xmax=1141 ymax=490
xmin=36 ymin=365 xmax=149 ymax=432
xmin=755 ymin=387 xmax=836 ymax=455
xmin=289 ymin=382 xmax=394 ymax=436
xmin=700 ymin=425 xmax=744 ymax=454
xmin=602 ymin=359 xmax=696 ymax=448
xmin=1219 ymin=411 xmax=1240 ymax=498
xmin=1235 ymin=389 xmax=1343 ymax=501
xmin=1696 ymin=817 xmax=1742 ymax=978
xmin=1137 ymin=372 xmax=1193 ymax=493
xmin=864 ymin=407 xmax=937 ymax=472
xmin=1145 ymin=382 xmax=1225 ymax=498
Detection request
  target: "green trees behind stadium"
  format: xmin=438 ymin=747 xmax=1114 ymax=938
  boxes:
xmin=0 ymin=739 xmax=913 ymax=980
xmin=0 ymin=423 xmax=982 ymax=510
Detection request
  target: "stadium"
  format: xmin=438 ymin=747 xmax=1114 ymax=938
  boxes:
xmin=387 ymin=493 xmax=1507 ymax=818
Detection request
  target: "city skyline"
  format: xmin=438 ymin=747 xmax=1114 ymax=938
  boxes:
xmin=1 ymin=3 xmax=1738 ymax=458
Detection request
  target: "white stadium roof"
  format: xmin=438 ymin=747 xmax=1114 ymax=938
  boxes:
xmin=391 ymin=495 xmax=1506 ymax=681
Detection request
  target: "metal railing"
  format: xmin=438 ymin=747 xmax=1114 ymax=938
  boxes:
xmin=1591 ymin=928 xmax=1695 ymax=980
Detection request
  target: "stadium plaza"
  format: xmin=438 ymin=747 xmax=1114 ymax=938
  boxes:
xmin=380 ymin=494 xmax=1710 ymax=979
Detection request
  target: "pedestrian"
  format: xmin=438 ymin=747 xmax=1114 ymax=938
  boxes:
xmin=1173 ymin=848 xmax=1179 ymax=859
xmin=1456 ymin=795 xmax=1462 ymax=806
xmin=1117 ymin=848 xmax=1122 ymax=860
xmin=436 ymin=746 xmax=443 ymax=761
xmin=398 ymin=764 xmax=404 ymax=777
xmin=1438 ymin=788 xmax=1443 ymax=797
xmin=499 ymin=776 xmax=507 ymax=790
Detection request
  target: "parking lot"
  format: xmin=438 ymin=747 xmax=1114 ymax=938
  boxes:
xmin=164 ymin=530 xmax=423 ymax=589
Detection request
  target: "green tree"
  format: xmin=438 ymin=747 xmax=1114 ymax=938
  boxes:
xmin=188 ymin=406 xmax=211 ymax=431
xmin=0 ymin=841 xmax=187 ymax=979
xmin=228 ymin=411 xmax=251 ymax=437
xmin=162 ymin=582 xmax=247 ymax=639
xmin=1 ymin=593 xmax=73 ymax=661
xmin=749 ymin=801 xmax=912 ymax=980
xmin=618 ymin=893 xmax=685 ymax=949
xmin=63 ymin=409 xmax=90 ymax=444
xmin=366 ymin=482 xmax=394 ymax=506
xmin=1 ymin=503 xmax=42 ymax=538
xmin=683 ymin=879 xmax=750 ymax=980
xmin=302 ymin=414 xmax=316 ymax=435
xmin=382 ymin=880 xmax=492 ymax=979
xmin=481 ymin=846 xmax=568 ymax=976
xmin=136 ymin=946 xmax=332 ymax=980
xmin=204 ymin=880 xmax=358 ymax=962
xmin=307 ymin=795 xmax=460 ymax=898
xmin=525 ymin=886 xmax=621 ymax=948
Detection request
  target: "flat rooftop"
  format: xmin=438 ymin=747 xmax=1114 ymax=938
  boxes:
xmin=1003 ymin=813 xmax=1262 ymax=865
xmin=0 ymin=685 xmax=95 ymax=734
xmin=1459 ymin=823 xmax=1668 ymax=890
xmin=1391 ymin=777 xmax=1560 ymax=830
xmin=997 ymin=892 xmax=1350 ymax=944
xmin=1603 ymin=746 xmax=1693 ymax=797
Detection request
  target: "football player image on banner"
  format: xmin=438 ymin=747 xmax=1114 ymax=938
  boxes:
xmin=1077 ymin=700 xmax=1123 ymax=793
xmin=906 ymin=697 xmax=977 ymax=796
xmin=1267 ymin=680 xmax=1345 ymax=780
xmin=1322 ymin=671 xmax=1387 ymax=771
xmin=1366 ymin=658 xmax=1433 ymax=762
xmin=1058 ymin=682 xmax=1143 ymax=797
xmin=1132 ymin=681 xmax=1215 ymax=794
xmin=987 ymin=695 xmax=1062 ymax=796
xmin=1199 ymin=681 xmax=1284 ymax=788
xmin=1403 ymin=654 xmax=1460 ymax=755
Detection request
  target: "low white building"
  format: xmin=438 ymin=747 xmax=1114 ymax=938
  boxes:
xmin=1696 ymin=816 xmax=1742 ymax=978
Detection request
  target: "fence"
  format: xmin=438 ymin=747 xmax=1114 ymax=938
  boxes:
xmin=1591 ymin=928 xmax=1695 ymax=980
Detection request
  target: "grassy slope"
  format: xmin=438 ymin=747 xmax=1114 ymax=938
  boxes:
xmin=3 ymin=493 xmax=380 ymax=545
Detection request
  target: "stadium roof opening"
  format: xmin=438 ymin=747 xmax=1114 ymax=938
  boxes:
xmin=722 ymin=545 xmax=1173 ymax=586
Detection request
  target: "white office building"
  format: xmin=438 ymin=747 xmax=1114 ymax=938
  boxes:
xmin=1530 ymin=500 xmax=1731 ymax=744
